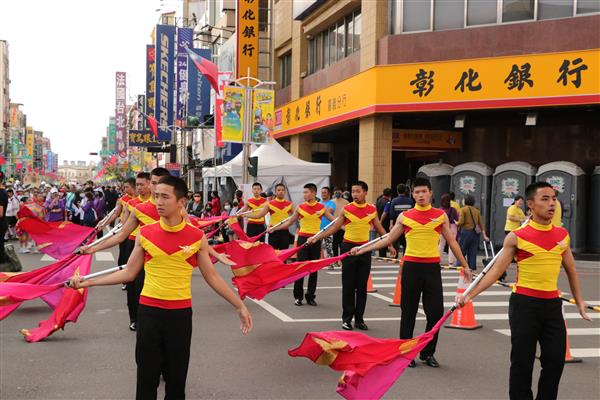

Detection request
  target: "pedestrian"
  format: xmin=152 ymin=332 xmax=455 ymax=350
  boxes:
xmin=201 ymin=203 xmax=213 ymax=219
xmin=449 ymin=191 xmax=461 ymax=215
xmin=457 ymin=194 xmax=489 ymax=271
xmin=456 ymin=181 xmax=591 ymax=400
xmin=270 ymin=183 xmax=335 ymax=306
xmin=320 ymin=186 xmax=336 ymax=261
xmin=187 ymin=192 xmax=203 ymax=218
xmin=44 ymin=188 xmax=66 ymax=222
xmin=309 ymin=181 xmax=396 ymax=331
xmin=93 ymin=191 xmax=107 ymax=237
xmin=238 ymin=182 xmax=268 ymax=242
xmin=220 ymin=201 xmax=233 ymax=243
xmin=0 ymin=173 xmax=8 ymax=262
xmin=210 ymin=190 xmax=221 ymax=216
xmin=68 ymin=175 xmax=252 ymax=400
xmin=438 ymin=193 xmax=460 ymax=267
xmin=5 ymin=188 xmax=20 ymax=240
xmin=351 ymin=177 xmax=471 ymax=367
xmin=81 ymin=192 xmax=97 ymax=228
xmin=504 ymin=195 xmax=526 ymax=236
xmin=551 ymin=189 xmax=562 ymax=227
xmin=387 ymin=183 xmax=413 ymax=256
xmin=375 ymin=187 xmax=392 ymax=257
xmin=234 ymin=189 xmax=244 ymax=209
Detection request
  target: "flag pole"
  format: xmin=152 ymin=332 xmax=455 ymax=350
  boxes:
xmin=64 ymin=265 xmax=126 ymax=286
xmin=267 ymin=215 xmax=293 ymax=232
xmin=355 ymin=232 xmax=391 ymax=253
xmin=305 ymin=217 xmax=339 ymax=244
xmin=74 ymin=223 xmax=122 ymax=253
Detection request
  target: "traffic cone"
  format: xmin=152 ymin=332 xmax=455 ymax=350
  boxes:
xmin=560 ymin=295 xmax=582 ymax=363
xmin=445 ymin=270 xmax=482 ymax=330
xmin=367 ymin=274 xmax=377 ymax=293
xmin=389 ymin=257 xmax=403 ymax=307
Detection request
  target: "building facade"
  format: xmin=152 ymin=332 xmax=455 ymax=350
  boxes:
xmin=271 ymin=0 xmax=600 ymax=203
xmin=0 ymin=40 xmax=9 ymax=160
xmin=58 ymin=160 xmax=96 ymax=183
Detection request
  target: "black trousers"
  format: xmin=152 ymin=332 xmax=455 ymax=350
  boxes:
xmin=293 ymin=236 xmax=321 ymax=301
xmin=268 ymin=229 xmax=290 ymax=250
xmin=509 ymin=293 xmax=566 ymax=400
xmin=118 ymin=238 xmax=135 ymax=266
xmin=332 ymin=230 xmax=344 ymax=257
xmin=136 ymin=305 xmax=192 ymax=400
xmin=127 ymin=266 xmax=145 ymax=323
xmin=246 ymin=223 xmax=265 ymax=243
xmin=341 ymin=242 xmax=371 ymax=324
xmin=400 ymin=261 xmax=443 ymax=358
xmin=0 ymin=218 xmax=7 ymax=263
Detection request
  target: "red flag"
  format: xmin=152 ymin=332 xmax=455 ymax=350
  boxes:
xmin=289 ymin=311 xmax=452 ymax=400
xmin=188 ymin=215 xmax=228 ymax=230
xmin=184 ymin=46 xmax=219 ymax=94
xmin=0 ymin=282 xmax=61 ymax=307
xmin=17 ymin=206 xmax=95 ymax=260
xmin=146 ymin=114 xmax=159 ymax=139
xmin=0 ymin=155 xmax=6 ymax=166
xmin=226 ymin=218 xmax=265 ymax=242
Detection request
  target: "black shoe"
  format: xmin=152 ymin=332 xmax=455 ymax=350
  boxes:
xmin=408 ymin=360 xmax=416 ymax=368
xmin=342 ymin=322 xmax=353 ymax=330
xmin=306 ymin=299 xmax=317 ymax=306
xmin=129 ymin=322 xmax=136 ymax=331
xmin=355 ymin=321 xmax=369 ymax=331
xmin=421 ymin=355 xmax=439 ymax=368
xmin=294 ymin=299 xmax=303 ymax=306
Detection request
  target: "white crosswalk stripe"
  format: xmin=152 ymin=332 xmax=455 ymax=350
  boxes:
xmin=39 ymin=252 xmax=114 ymax=262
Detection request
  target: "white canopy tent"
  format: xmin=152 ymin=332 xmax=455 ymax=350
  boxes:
xmin=202 ymin=139 xmax=331 ymax=205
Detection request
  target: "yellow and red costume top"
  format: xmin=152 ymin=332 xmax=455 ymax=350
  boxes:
xmin=402 ymin=204 xmax=445 ymax=263
xmin=247 ymin=196 xmax=268 ymax=225
xmin=268 ymin=198 xmax=293 ymax=227
xmin=513 ymin=220 xmax=569 ymax=299
xmin=127 ymin=196 xmax=148 ymax=240
xmin=343 ymin=202 xmax=377 ymax=245
xmin=139 ymin=218 xmax=204 ymax=309
xmin=135 ymin=195 xmax=160 ymax=228
xmin=297 ymin=201 xmax=325 ymax=237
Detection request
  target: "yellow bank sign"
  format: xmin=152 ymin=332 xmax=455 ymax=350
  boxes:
xmin=273 ymin=49 xmax=600 ymax=138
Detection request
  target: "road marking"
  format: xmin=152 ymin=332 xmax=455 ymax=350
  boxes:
xmin=40 ymin=254 xmax=56 ymax=261
xmin=369 ymin=293 xmax=394 ymax=303
xmin=290 ymin=317 xmax=425 ymax=322
xmin=570 ymin=348 xmax=600 ymax=358
xmin=95 ymin=252 xmax=115 ymax=262
xmin=249 ymin=299 xmax=293 ymax=322
xmin=477 ymin=313 xmax=600 ymax=321
xmin=495 ymin=328 xmax=600 ymax=337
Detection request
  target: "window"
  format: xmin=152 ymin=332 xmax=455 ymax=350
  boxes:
xmin=336 ymin=20 xmax=345 ymax=60
xmin=538 ymin=0 xmax=573 ymax=20
xmin=434 ymin=0 xmax=464 ymax=30
xmin=403 ymin=0 xmax=432 ymax=32
xmin=279 ymin=53 xmax=291 ymax=88
xmin=467 ymin=0 xmax=498 ymax=26
xmin=502 ymin=0 xmax=535 ymax=22
xmin=353 ymin=11 xmax=361 ymax=52
xmin=346 ymin=15 xmax=354 ymax=55
xmin=577 ymin=0 xmax=600 ymax=14
xmin=328 ymin=25 xmax=336 ymax=65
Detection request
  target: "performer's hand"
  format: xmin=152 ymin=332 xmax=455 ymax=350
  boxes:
xmin=455 ymin=293 xmax=470 ymax=308
xmin=387 ymin=245 xmax=397 ymax=259
xmin=66 ymin=270 xmax=86 ymax=289
xmin=78 ymin=245 xmax=93 ymax=255
xmin=306 ymin=236 xmax=316 ymax=246
xmin=349 ymin=247 xmax=362 ymax=256
xmin=237 ymin=305 xmax=253 ymax=335
xmin=217 ymin=253 xmax=236 ymax=266
xmin=463 ymin=268 xmax=473 ymax=283
xmin=483 ymin=234 xmax=490 ymax=242
xmin=577 ymin=301 xmax=592 ymax=322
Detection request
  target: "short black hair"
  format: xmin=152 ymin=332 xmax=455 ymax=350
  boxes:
xmin=412 ymin=177 xmax=432 ymax=191
xmin=137 ymin=172 xmax=151 ymax=180
xmin=151 ymin=167 xmax=171 ymax=177
xmin=513 ymin=195 xmax=524 ymax=204
xmin=275 ymin=183 xmax=286 ymax=190
xmin=124 ymin=177 xmax=136 ymax=187
xmin=449 ymin=191 xmax=456 ymax=200
xmin=464 ymin=195 xmax=475 ymax=206
xmin=383 ymin=187 xmax=392 ymax=197
xmin=352 ymin=181 xmax=368 ymax=192
xmin=304 ymin=183 xmax=317 ymax=193
xmin=194 ymin=191 xmax=202 ymax=196
xmin=525 ymin=181 xmax=553 ymax=201
xmin=322 ymin=186 xmax=331 ymax=194
xmin=7 ymin=189 xmax=13 ymax=194
xmin=158 ymin=175 xmax=188 ymax=200
xmin=396 ymin=183 xmax=408 ymax=195
xmin=212 ymin=191 xmax=219 ymax=197
xmin=252 ymin=182 xmax=262 ymax=189
xmin=235 ymin=190 xmax=243 ymax=197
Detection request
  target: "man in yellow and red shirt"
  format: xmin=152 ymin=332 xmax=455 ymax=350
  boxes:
xmin=456 ymin=181 xmax=590 ymax=399
xmin=309 ymin=181 xmax=396 ymax=331
xmin=244 ymin=183 xmax=293 ymax=250
xmin=69 ymin=175 xmax=252 ymax=400
xmin=352 ymin=177 xmax=470 ymax=367
xmin=238 ymin=182 xmax=268 ymax=242
xmin=272 ymin=183 xmax=334 ymax=306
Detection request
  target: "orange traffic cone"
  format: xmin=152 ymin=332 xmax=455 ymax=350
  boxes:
xmin=446 ymin=270 xmax=482 ymax=330
xmin=367 ymin=274 xmax=377 ymax=293
xmin=559 ymin=295 xmax=582 ymax=363
xmin=389 ymin=257 xmax=403 ymax=307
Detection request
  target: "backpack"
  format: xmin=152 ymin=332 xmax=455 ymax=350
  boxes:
xmin=83 ymin=207 xmax=97 ymax=226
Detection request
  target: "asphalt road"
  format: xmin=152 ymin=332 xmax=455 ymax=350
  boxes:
xmin=1 ymin=246 xmax=599 ymax=400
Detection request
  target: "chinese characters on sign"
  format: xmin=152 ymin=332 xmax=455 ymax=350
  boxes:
xmin=146 ymin=45 xmax=156 ymax=118
xmin=236 ymin=0 xmax=259 ymax=80
xmin=155 ymin=24 xmax=176 ymax=142
xmin=176 ymin=28 xmax=193 ymax=123
xmin=115 ymin=71 xmax=127 ymax=158
xmin=128 ymin=130 xmax=163 ymax=147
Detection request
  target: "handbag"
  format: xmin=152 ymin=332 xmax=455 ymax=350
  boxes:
xmin=467 ymin=206 xmax=482 ymax=234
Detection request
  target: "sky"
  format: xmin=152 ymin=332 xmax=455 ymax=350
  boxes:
xmin=0 ymin=0 xmax=181 ymax=164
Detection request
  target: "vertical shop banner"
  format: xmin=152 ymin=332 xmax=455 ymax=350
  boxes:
xmin=108 ymin=117 xmax=116 ymax=153
xmin=26 ymin=127 xmax=34 ymax=157
xmin=176 ymin=28 xmax=193 ymax=123
xmin=251 ymin=89 xmax=274 ymax=144
xmin=137 ymin=95 xmax=146 ymax=129
xmin=188 ymin=48 xmax=213 ymax=124
xmin=236 ymin=0 xmax=259 ymax=80
xmin=146 ymin=45 xmax=156 ymax=118
xmin=115 ymin=71 xmax=127 ymax=158
xmin=215 ymin=71 xmax=234 ymax=147
xmin=155 ymin=24 xmax=176 ymax=141
xmin=221 ymin=86 xmax=245 ymax=143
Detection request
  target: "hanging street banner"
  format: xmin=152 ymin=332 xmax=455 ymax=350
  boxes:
xmin=236 ymin=0 xmax=259 ymax=80
xmin=188 ymin=48 xmax=213 ymax=125
xmin=115 ymin=71 xmax=127 ymax=158
xmin=146 ymin=45 xmax=156 ymax=119
xmin=129 ymin=130 xmax=163 ymax=147
xmin=215 ymin=70 xmax=234 ymax=147
xmin=251 ymin=89 xmax=274 ymax=144
xmin=222 ymin=86 xmax=245 ymax=143
xmin=137 ymin=95 xmax=146 ymax=129
xmin=176 ymin=27 xmax=193 ymax=124
xmin=273 ymin=49 xmax=600 ymax=138
xmin=154 ymin=24 xmax=176 ymax=141
xmin=108 ymin=117 xmax=116 ymax=153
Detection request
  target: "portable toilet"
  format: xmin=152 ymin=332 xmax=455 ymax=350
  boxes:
xmin=588 ymin=166 xmax=600 ymax=253
xmin=490 ymin=162 xmax=537 ymax=247
xmin=537 ymin=161 xmax=587 ymax=253
xmin=417 ymin=163 xmax=453 ymax=207
xmin=451 ymin=162 xmax=493 ymax=233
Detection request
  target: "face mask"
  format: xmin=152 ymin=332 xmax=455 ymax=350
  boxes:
xmin=224 ymin=205 xmax=231 ymax=211
xmin=334 ymin=192 xmax=341 ymax=199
